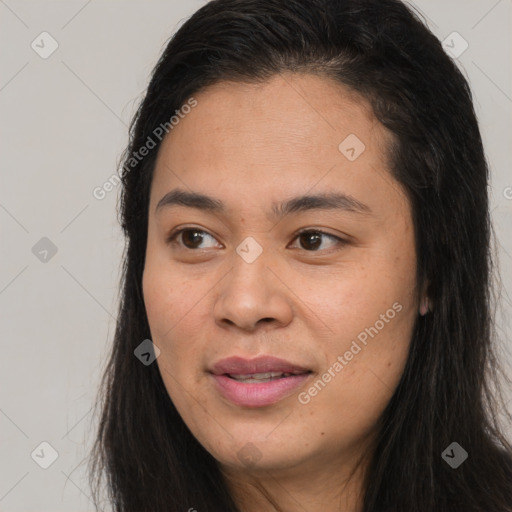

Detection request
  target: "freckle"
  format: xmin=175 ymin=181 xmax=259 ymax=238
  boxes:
xmin=387 ymin=361 xmax=391 ymax=367
xmin=320 ymin=432 xmax=325 ymax=436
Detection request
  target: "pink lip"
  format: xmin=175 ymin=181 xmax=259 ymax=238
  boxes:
xmin=209 ymin=356 xmax=312 ymax=408
xmin=211 ymin=355 xmax=310 ymax=375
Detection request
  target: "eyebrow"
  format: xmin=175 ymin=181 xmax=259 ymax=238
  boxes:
xmin=155 ymin=188 xmax=372 ymax=219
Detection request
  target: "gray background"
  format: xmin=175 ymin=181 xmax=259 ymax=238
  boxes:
xmin=0 ymin=1 xmax=511 ymax=510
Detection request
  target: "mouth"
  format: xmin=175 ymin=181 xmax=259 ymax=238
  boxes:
xmin=209 ymin=356 xmax=313 ymax=407
xmin=210 ymin=355 xmax=311 ymax=376
xmin=225 ymin=370 xmax=310 ymax=383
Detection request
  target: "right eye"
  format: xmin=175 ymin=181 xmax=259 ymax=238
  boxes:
xmin=166 ymin=227 xmax=222 ymax=250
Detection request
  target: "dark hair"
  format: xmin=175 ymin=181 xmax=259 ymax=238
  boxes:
xmin=89 ymin=0 xmax=512 ymax=510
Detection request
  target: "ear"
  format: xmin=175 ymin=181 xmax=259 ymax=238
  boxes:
xmin=419 ymin=296 xmax=430 ymax=316
xmin=419 ymin=280 xmax=432 ymax=316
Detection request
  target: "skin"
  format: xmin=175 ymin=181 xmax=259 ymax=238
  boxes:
xmin=142 ymin=72 xmax=425 ymax=511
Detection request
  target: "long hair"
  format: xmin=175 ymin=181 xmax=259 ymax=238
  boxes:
xmin=89 ymin=0 xmax=512 ymax=510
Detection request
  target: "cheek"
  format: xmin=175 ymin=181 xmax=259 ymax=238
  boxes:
xmin=299 ymin=307 xmax=414 ymax=448
xmin=142 ymin=266 xmax=202 ymax=408
xmin=142 ymin=259 xmax=203 ymax=340
xmin=142 ymin=262 xmax=212 ymax=387
xmin=142 ymin=268 xmax=173 ymax=340
xmin=302 ymin=253 xmax=415 ymax=338
xmin=298 ymin=257 xmax=416 ymax=421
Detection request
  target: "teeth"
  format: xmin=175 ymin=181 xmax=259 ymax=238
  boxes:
xmin=228 ymin=371 xmax=294 ymax=382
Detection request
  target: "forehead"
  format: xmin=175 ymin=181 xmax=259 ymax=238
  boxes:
xmin=150 ymin=73 xmax=397 ymax=213
xmin=164 ymin=72 xmax=382 ymax=148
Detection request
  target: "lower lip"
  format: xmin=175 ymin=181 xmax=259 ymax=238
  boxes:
xmin=211 ymin=373 xmax=311 ymax=407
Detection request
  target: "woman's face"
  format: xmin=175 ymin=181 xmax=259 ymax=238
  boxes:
xmin=143 ymin=73 xmax=420 ymax=477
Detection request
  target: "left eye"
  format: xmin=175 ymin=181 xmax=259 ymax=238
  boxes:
xmin=166 ymin=228 xmax=344 ymax=252
xmin=290 ymin=229 xmax=343 ymax=251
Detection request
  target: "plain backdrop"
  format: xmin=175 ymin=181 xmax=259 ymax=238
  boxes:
xmin=1 ymin=1 xmax=511 ymax=510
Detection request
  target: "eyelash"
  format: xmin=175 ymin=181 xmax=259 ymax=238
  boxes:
xmin=166 ymin=227 xmax=346 ymax=252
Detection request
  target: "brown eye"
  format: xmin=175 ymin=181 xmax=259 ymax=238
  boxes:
xmin=166 ymin=227 xmax=345 ymax=252
xmin=291 ymin=230 xmax=344 ymax=252
xmin=167 ymin=228 xmax=219 ymax=249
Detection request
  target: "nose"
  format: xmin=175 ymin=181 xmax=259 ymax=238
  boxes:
xmin=213 ymin=249 xmax=293 ymax=332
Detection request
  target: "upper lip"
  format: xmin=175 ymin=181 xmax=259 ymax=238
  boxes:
xmin=210 ymin=356 xmax=311 ymax=376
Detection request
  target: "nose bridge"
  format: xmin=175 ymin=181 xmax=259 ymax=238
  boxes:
xmin=229 ymin=236 xmax=273 ymax=301
xmin=214 ymin=237 xmax=292 ymax=330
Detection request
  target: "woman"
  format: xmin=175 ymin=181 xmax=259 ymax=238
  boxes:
xmin=89 ymin=0 xmax=512 ymax=510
